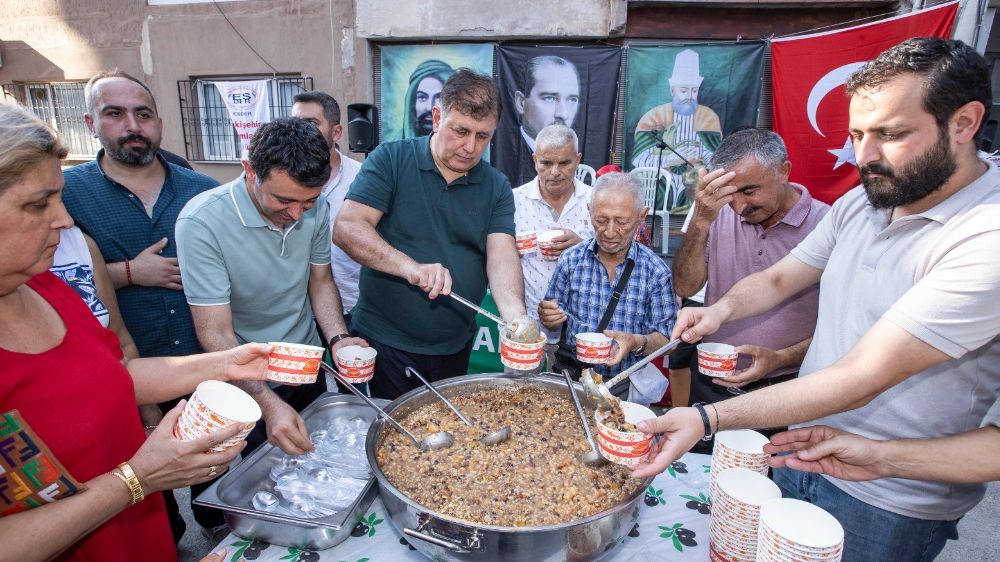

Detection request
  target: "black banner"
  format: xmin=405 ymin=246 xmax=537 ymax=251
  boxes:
xmin=493 ymin=44 xmax=622 ymax=187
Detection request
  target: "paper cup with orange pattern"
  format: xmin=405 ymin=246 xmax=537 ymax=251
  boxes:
xmin=594 ymin=401 xmax=656 ymax=466
xmin=335 ymin=345 xmax=377 ymax=383
xmin=499 ymin=333 xmax=545 ymax=371
xmin=536 ymin=229 xmax=564 ymax=261
xmin=266 ymin=342 xmax=325 ymax=384
xmin=174 ymin=380 xmax=261 ymax=452
xmin=697 ymin=342 xmax=738 ymax=378
xmin=515 ymin=231 xmax=537 ymax=255
xmin=575 ymin=332 xmax=613 ymax=364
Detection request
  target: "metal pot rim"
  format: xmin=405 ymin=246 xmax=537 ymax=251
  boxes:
xmin=365 ymin=372 xmax=654 ymax=533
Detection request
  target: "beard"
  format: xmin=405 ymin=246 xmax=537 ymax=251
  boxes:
xmin=104 ymin=133 xmax=158 ymax=167
xmin=415 ymin=110 xmax=434 ymax=136
xmin=859 ymin=130 xmax=956 ymax=209
xmin=674 ymin=98 xmax=697 ymax=116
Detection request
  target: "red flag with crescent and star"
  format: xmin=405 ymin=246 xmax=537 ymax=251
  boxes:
xmin=771 ymin=2 xmax=958 ymax=205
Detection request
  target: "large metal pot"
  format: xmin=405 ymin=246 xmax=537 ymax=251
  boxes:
xmin=365 ymin=373 xmax=654 ymax=562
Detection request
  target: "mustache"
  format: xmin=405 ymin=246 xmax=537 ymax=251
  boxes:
xmin=117 ymin=133 xmax=151 ymax=147
xmin=859 ymin=163 xmax=894 ymax=178
xmin=741 ymin=206 xmax=758 ymax=218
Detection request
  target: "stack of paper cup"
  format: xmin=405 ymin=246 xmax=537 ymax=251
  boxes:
xmin=174 ymin=380 xmax=261 ymax=452
xmin=711 ymin=429 xmax=771 ymax=497
xmin=709 ymin=467 xmax=782 ymax=562
xmin=756 ymin=498 xmax=844 ymax=562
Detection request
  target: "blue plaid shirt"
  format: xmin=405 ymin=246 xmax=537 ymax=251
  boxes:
xmin=544 ymin=238 xmax=677 ymax=376
xmin=62 ymin=151 xmax=218 ymax=357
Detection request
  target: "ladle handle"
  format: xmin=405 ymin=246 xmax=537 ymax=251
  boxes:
xmin=320 ymin=362 xmax=422 ymax=446
xmin=449 ymin=292 xmax=506 ymax=328
xmin=603 ymin=338 xmax=683 ymax=390
xmin=561 ymin=369 xmax=600 ymax=451
xmin=405 ymin=367 xmax=474 ymax=427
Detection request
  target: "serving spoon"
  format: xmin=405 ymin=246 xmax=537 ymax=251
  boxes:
xmin=319 ymin=362 xmax=453 ymax=451
xmin=405 ymin=367 xmax=512 ymax=446
xmin=581 ymin=338 xmax=683 ymax=409
xmin=447 ymin=292 xmax=540 ymax=342
xmin=559 ymin=369 xmax=608 ymax=467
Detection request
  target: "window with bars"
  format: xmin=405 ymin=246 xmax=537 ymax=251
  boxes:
xmin=2 ymin=82 xmax=101 ymax=159
xmin=177 ymin=76 xmax=313 ymax=162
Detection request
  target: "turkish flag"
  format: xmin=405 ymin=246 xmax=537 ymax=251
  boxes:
xmin=771 ymin=2 xmax=958 ymax=204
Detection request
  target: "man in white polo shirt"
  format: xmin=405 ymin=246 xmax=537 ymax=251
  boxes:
xmin=292 ymin=91 xmax=363 ymax=323
xmin=177 ymin=118 xmax=365 ymax=457
xmin=512 ymin=124 xmax=594 ymax=352
xmin=634 ymin=38 xmax=1000 ymax=560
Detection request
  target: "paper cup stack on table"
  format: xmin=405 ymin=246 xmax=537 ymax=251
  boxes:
xmin=515 ymin=231 xmax=537 ymax=255
xmin=698 ymin=342 xmax=739 ymax=378
xmin=708 ymin=467 xmax=782 ymax=562
xmin=756 ymin=498 xmax=845 ymax=562
xmin=594 ymin=401 xmax=656 ymax=466
xmin=711 ymin=429 xmax=771 ymax=496
xmin=576 ymin=332 xmax=613 ymax=364
xmin=266 ymin=342 xmax=325 ymax=384
xmin=536 ymin=229 xmax=564 ymax=261
xmin=174 ymin=380 xmax=261 ymax=452
xmin=335 ymin=345 xmax=377 ymax=383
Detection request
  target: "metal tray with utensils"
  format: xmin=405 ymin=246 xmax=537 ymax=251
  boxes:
xmin=194 ymin=392 xmax=385 ymax=550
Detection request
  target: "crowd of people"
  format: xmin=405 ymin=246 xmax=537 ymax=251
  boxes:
xmin=0 ymin=36 xmax=996 ymax=562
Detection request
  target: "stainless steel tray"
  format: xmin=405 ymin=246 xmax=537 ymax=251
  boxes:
xmin=194 ymin=392 xmax=385 ymax=550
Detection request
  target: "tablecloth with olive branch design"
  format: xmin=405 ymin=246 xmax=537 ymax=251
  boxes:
xmin=211 ymin=453 xmax=714 ymax=562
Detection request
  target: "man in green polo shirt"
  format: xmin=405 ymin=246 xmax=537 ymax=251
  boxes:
xmin=335 ymin=69 xmax=527 ymax=399
xmin=177 ymin=118 xmax=365 ymax=456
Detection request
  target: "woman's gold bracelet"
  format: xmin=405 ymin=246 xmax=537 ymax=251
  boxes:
xmin=112 ymin=462 xmax=145 ymax=506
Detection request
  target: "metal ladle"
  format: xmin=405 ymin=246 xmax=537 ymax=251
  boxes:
xmin=319 ymin=362 xmax=453 ymax=451
xmin=405 ymin=367 xmax=512 ymax=446
xmin=559 ymin=369 xmax=608 ymax=468
xmin=447 ymin=292 xmax=539 ymax=342
xmin=581 ymin=338 xmax=684 ymax=409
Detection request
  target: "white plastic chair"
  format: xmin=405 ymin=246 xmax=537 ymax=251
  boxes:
xmin=628 ymin=166 xmax=671 ymax=251
xmin=575 ymin=164 xmax=596 ymax=185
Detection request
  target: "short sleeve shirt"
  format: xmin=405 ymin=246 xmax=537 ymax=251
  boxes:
xmin=346 ymin=135 xmax=515 ymax=354
xmin=62 ymin=153 xmax=218 ymax=357
xmin=705 ymin=184 xmax=829 ymax=377
xmin=325 ymin=152 xmax=364 ymax=312
xmin=789 ymin=162 xmax=1000 ymax=520
xmin=175 ymin=177 xmax=330 ymax=347
xmin=512 ymin=177 xmax=594 ymax=328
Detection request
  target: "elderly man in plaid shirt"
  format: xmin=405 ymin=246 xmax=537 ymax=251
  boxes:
xmin=539 ymin=172 xmax=677 ymax=404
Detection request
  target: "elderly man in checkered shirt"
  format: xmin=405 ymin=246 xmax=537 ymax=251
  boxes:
xmin=539 ymin=172 xmax=677 ymax=404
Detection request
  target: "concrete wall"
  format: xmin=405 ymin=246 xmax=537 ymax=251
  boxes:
xmin=356 ymin=0 xmax=615 ymax=39
xmin=0 ymin=0 xmax=369 ymax=182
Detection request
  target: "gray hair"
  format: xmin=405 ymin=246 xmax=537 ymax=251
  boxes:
xmin=535 ymin=123 xmax=578 ymax=152
xmin=0 ymin=102 xmax=67 ymax=196
xmin=591 ymin=172 xmax=644 ymax=211
xmin=709 ymin=128 xmax=788 ymax=171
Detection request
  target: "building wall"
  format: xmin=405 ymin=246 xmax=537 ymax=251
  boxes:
xmin=1 ymin=0 xmax=903 ymax=181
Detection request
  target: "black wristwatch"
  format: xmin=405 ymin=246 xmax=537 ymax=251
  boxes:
xmin=328 ymin=333 xmax=350 ymax=348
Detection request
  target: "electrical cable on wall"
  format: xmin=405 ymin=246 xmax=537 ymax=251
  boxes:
xmin=214 ymin=1 xmax=279 ymax=76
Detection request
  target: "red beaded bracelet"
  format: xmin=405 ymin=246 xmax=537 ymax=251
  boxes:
xmin=125 ymin=259 xmax=133 ymax=286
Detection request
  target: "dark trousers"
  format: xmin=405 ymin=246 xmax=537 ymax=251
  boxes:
xmin=357 ymin=330 xmax=475 ymax=400
xmin=689 ymin=355 xmax=797 ymax=454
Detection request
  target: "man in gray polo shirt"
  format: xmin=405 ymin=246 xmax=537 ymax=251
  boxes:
xmin=673 ymin=128 xmax=828 ymax=450
xmin=635 ymin=38 xmax=1000 ymax=560
xmin=177 ymin=118 xmax=364 ymax=456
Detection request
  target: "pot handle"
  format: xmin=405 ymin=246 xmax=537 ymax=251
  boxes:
xmin=403 ymin=526 xmax=480 ymax=554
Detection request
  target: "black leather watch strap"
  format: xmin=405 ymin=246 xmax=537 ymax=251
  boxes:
xmin=328 ymin=333 xmax=350 ymax=348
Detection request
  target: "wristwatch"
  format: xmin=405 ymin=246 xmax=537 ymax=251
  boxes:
xmin=633 ymin=334 xmax=649 ymax=355
xmin=328 ymin=333 xmax=350 ymax=348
